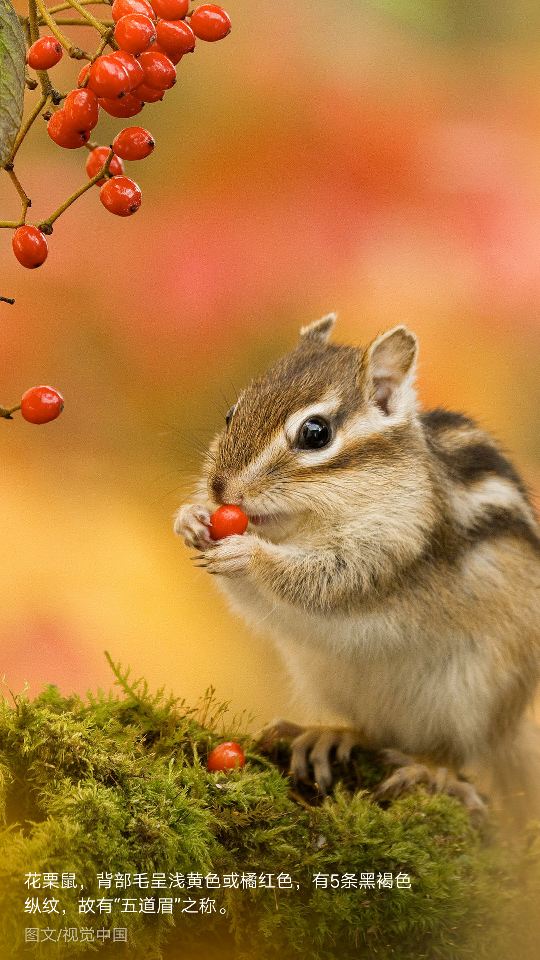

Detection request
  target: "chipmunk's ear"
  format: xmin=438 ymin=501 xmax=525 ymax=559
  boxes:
xmin=364 ymin=326 xmax=418 ymax=416
xmin=299 ymin=312 xmax=337 ymax=346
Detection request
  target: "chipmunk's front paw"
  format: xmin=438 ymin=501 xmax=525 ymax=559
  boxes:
xmin=256 ymin=718 xmax=364 ymax=797
xmin=174 ymin=504 xmax=213 ymax=550
xmin=194 ymin=533 xmax=259 ymax=577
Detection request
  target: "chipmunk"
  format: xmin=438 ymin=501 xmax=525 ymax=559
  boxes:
xmin=174 ymin=315 xmax=540 ymax=822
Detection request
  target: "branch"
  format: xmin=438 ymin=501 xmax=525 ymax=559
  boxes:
xmin=0 ymin=403 xmax=21 ymax=419
xmin=5 ymin=93 xmax=48 ymax=166
xmin=0 ymin=167 xmax=32 ymax=228
xmin=46 ymin=17 xmax=114 ymax=24
xmin=49 ymin=0 xmax=113 ymax=11
xmin=60 ymin=0 xmax=112 ymax=36
xmin=37 ymin=147 xmax=114 ymax=233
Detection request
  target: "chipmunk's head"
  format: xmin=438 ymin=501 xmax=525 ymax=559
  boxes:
xmin=206 ymin=315 xmax=420 ymax=532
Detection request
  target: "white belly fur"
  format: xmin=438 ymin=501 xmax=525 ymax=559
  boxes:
xmin=218 ymin=577 xmax=494 ymax=764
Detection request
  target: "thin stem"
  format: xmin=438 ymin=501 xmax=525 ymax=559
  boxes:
xmin=6 ymin=93 xmax=48 ymax=165
xmin=47 ymin=16 xmax=114 ymax=24
xmin=27 ymin=0 xmax=39 ymax=41
xmin=49 ymin=0 xmax=112 ymax=11
xmin=0 ymin=403 xmax=21 ymax=419
xmin=0 ymin=168 xmax=32 ymax=227
xmin=0 ymin=298 xmax=15 ymax=305
xmin=34 ymin=0 xmax=89 ymax=58
xmin=37 ymin=148 xmax=114 ymax=233
xmin=92 ymin=28 xmax=116 ymax=57
xmin=24 ymin=70 xmax=39 ymax=90
xmin=19 ymin=13 xmax=31 ymax=42
xmin=61 ymin=0 xmax=111 ymax=36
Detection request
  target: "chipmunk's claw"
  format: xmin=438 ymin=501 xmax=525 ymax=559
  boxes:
xmin=256 ymin=719 xmax=364 ymax=797
xmin=174 ymin=504 xmax=213 ymax=550
xmin=376 ymin=749 xmax=487 ymax=820
xmin=195 ymin=534 xmax=257 ymax=577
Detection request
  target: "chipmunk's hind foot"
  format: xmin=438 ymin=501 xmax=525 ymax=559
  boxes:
xmin=375 ymin=749 xmax=487 ymax=821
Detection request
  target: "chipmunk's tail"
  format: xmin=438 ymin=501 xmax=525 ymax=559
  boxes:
xmin=490 ymin=716 xmax=540 ymax=833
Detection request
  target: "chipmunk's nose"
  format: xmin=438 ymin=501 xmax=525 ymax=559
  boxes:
xmin=210 ymin=474 xmax=227 ymax=503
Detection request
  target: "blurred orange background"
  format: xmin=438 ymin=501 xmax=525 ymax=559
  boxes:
xmin=2 ymin=0 xmax=540 ymax=728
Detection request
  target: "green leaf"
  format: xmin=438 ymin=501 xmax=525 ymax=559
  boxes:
xmin=0 ymin=0 xmax=26 ymax=169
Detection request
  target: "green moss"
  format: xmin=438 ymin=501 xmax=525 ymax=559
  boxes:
xmin=0 ymin=655 xmax=539 ymax=960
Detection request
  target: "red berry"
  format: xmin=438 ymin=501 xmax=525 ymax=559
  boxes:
xmin=88 ymin=55 xmax=131 ymax=98
xmin=155 ymin=19 xmax=195 ymax=57
xmin=207 ymin=742 xmax=245 ymax=772
xmin=78 ymin=63 xmax=90 ymax=86
xmin=113 ymin=126 xmax=155 ymax=161
xmin=86 ymin=146 xmax=124 ymax=184
xmin=100 ymin=176 xmax=142 ymax=216
xmin=47 ymin=110 xmax=90 ymax=148
xmin=21 ymin=386 xmax=64 ymax=424
xmin=27 ymin=36 xmax=63 ymax=70
xmin=138 ymin=50 xmax=176 ymax=89
xmin=114 ymin=14 xmax=156 ymax=55
xmin=109 ymin=50 xmax=145 ymax=90
xmin=149 ymin=42 xmax=182 ymax=64
xmin=190 ymin=4 xmax=231 ymax=41
xmin=133 ymin=82 xmax=164 ymax=102
xmin=152 ymin=0 xmax=188 ymax=18
xmin=12 ymin=226 xmax=48 ymax=269
xmin=64 ymin=88 xmax=99 ymax=131
xmin=111 ymin=0 xmax=154 ymax=22
xmin=99 ymin=94 xmax=143 ymax=118
xmin=208 ymin=505 xmax=249 ymax=541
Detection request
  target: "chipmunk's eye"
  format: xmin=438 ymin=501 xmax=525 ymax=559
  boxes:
xmin=298 ymin=417 xmax=332 ymax=450
xmin=225 ymin=405 xmax=236 ymax=428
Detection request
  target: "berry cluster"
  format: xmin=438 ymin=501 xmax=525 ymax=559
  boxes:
xmin=0 ymin=385 xmax=64 ymax=423
xmin=8 ymin=2 xmax=231 ymax=268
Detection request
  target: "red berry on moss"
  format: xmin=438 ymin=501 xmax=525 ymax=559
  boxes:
xmin=99 ymin=94 xmax=143 ymax=118
xmin=86 ymin=146 xmax=124 ymax=184
xmin=209 ymin=505 xmax=249 ymax=540
xmin=114 ymin=14 xmax=156 ymax=55
xmin=100 ymin=176 xmax=142 ymax=216
xmin=109 ymin=50 xmax=145 ymax=90
xmin=27 ymin=36 xmax=63 ymax=70
xmin=138 ymin=49 xmax=176 ymax=89
xmin=113 ymin=126 xmax=155 ymax=160
xmin=21 ymin=386 xmax=64 ymax=424
xmin=207 ymin=742 xmax=245 ymax=772
xmin=12 ymin=226 xmax=48 ymax=269
xmin=155 ymin=19 xmax=195 ymax=57
xmin=64 ymin=88 xmax=99 ymax=131
xmin=88 ymin=55 xmax=131 ymax=98
xmin=47 ymin=110 xmax=90 ymax=148
xmin=190 ymin=4 xmax=231 ymax=41
xmin=152 ymin=0 xmax=188 ymax=19
xmin=112 ymin=0 xmax=154 ymax=22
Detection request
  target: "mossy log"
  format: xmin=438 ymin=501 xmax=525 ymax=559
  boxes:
xmin=1 ymin=655 xmax=539 ymax=960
